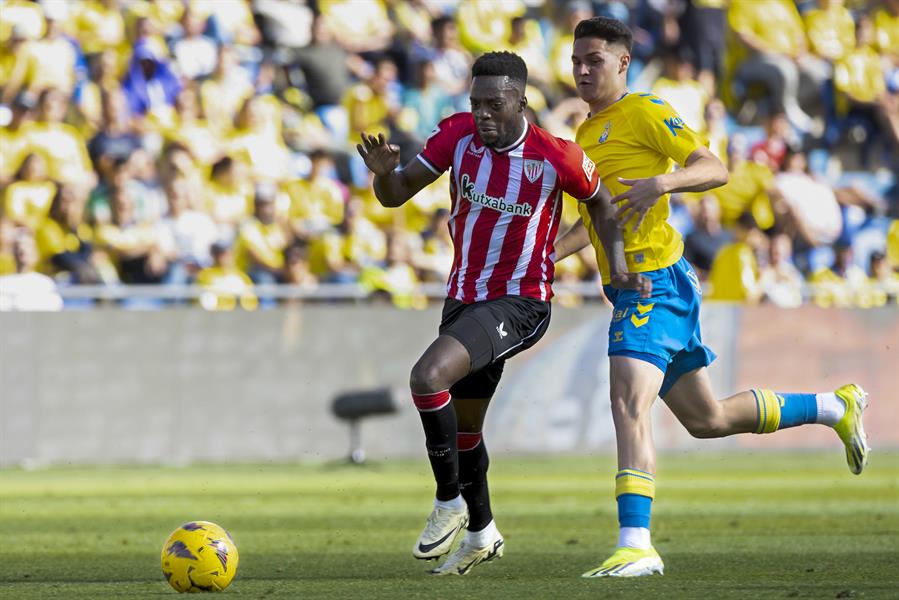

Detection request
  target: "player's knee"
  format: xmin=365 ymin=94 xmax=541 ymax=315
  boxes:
xmin=684 ymin=410 xmax=729 ymax=439
xmin=409 ymin=358 xmax=450 ymax=394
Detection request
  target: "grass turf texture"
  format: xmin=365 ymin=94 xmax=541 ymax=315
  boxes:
xmin=1 ymin=453 xmax=897 ymax=599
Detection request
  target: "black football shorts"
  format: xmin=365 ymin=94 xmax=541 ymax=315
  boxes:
xmin=438 ymin=295 xmax=551 ymax=399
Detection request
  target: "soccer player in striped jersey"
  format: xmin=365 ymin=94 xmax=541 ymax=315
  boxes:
xmin=356 ymin=51 xmax=647 ymax=576
xmin=568 ymin=17 xmax=870 ymax=579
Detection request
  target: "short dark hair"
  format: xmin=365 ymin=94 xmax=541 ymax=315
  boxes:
xmin=471 ymin=51 xmax=528 ymax=89
xmin=574 ymin=17 xmax=633 ymax=53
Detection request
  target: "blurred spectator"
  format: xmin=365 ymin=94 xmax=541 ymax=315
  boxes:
xmin=360 ymin=229 xmax=426 ymax=309
xmin=1 ymin=3 xmax=78 ymax=104
xmin=867 ymin=249 xmax=899 ymax=304
xmin=888 ymin=218 xmax=899 ymax=270
xmin=415 ymin=207 xmax=453 ymax=283
xmin=550 ymin=1 xmax=593 ymax=95
xmin=26 ymin=88 xmax=96 ymax=188
xmin=204 ymin=156 xmax=253 ymax=242
xmin=0 ymin=217 xmax=16 ymax=275
xmin=750 ymin=112 xmax=796 ymax=172
xmin=651 ymin=47 xmax=709 ymax=133
xmin=286 ymin=149 xmax=346 ymax=241
xmin=196 ymin=241 xmax=257 ymax=311
xmin=726 ymin=0 xmax=822 ymax=131
xmin=708 ymin=212 xmax=764 ymax=303
xmin=3 ymin=152 xmax=55 ymax=230
xmin=319 ymin=0 xmax=394 ymax=54
xmin=0 ymin=93 xmax=36 ymax=182
xmin=0 ymin=228 xmax=63 ymax=311
xmin=403 ymin=61 xmax=455 ymax=143
xmin=200 ymin=45 xmax=253 ymax=135
xmin=709 ymin=134 xmax=776 ymax=230
xmin=804 ymin=0 xmax=856 ymax=63
xmin=234 ymin=185 xmax=288 ymax=285
xmin=774 ymin=150 xmax=843 ymax=253
xmin=456 ymin=0 xmax=525 ymax=55
xmin=76 ymin=49 xmax=121 ymax=132
xmin=343 ymin=57 xmax=401 ymax=145
xmin=808 ymin=242 xmax=868 ymax=307
xmin=292 ymin=14 xmax=357 ymax=143
xmin=70 ymin=0 xmax=126 ymax=55
xmin=165 ymin=86 xmax=220 ymax=167
xmin=833 ymin=14 xmax=899 ymax=165
xmin=35 ymin=184 xmax=101 ymax=284
xmin=418 ymin=15 xmax=473 ymax=100
xmin=284 ymin=241 xmax=318 ymax=288
xmin=684 ymin=194 xmax=731 ymax=277
xmin=171 ymin=8 xmax=217 ymax=81
xmin=121 ymin=42 xmax=181 ymax=128
xmin=0 ymin=1 xmax=45 ymax=44
xmin=88 ymin=89 xmax=140 ymax=172
xmin=507 ymin=15 xmax=551 ymax=89
xmin=679 ymin=0 xmax=727 ymax=96
xmin=193 ymin=0 xmax=260 ymax=47
xmin=228 ymin=95 xmax=291 ymax=182
xmin=758 ymin=231 xmax=803 ymax=308
xmin=94 ymin=184 xmax=170 ymax=284
xmin=308 ymin=198 xmax=386 ymax=283
xmin=158 ymin=177 xmax=217 ymax=285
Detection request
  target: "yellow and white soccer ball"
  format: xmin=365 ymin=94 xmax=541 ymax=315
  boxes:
xmin=161 ymin=521 xmax=239 ymax=593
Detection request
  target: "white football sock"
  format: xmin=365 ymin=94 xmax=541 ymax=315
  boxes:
xmin=618 ymin=526 xmax=651 ymax=550
xmin=435 ymin=494 xmax=466 ymax=512
xmin=465 ymin=519 xmax=499 ymax=548
xmin=816 ymin=392 xmax=846 ymax=426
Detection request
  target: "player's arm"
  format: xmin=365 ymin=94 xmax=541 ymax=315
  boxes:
xmin=614 ymin=146 xmax=728 ymax=231
xmin=554 ymin=217 xmax=591 ymax=262
xmin=356 ymin=133 xmax=439 ymax=208
xmin=583 ymin=184 xmax=652 ymax=298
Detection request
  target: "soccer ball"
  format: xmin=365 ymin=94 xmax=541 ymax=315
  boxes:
xmin=160 ymin=521 xmax=239 ymax=593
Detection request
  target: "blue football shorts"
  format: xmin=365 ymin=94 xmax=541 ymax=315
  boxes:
xmin=603 ymin=256 xmax=717 ymax=397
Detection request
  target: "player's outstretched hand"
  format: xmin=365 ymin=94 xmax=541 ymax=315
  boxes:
xmin=611 ymin=176 xmax=665 ymax=232
xmin=356 ymin=132 xmax=401 ymax=176
xmin=610 ymin=272 xmax=652 ymax=299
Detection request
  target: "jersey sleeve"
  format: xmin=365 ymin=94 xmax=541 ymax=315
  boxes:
xmin=416 ymin=113 xmax=470 ymax=175
xmin=554 ymin=139 xmax=602 ymax=202
xmin=631 ymin=94 xmax=706 ymax=166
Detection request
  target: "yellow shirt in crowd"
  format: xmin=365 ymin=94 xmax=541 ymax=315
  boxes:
xmin=3 ymin=180 xmax=56 ymax=230
xmin=576 ymin=92 xmax=705 ymax=282
xmin=234 ymin=219 xmax=288 ymax=272
xmin=834 ymin=46 xmax=887 ymax=106
xmin=710 ymin=159 xmax=774 ymax=229
xmin=708 ymin=241 xmax=759 ymax=302
xmin=804 ymin=3 xmax=856 ymax=60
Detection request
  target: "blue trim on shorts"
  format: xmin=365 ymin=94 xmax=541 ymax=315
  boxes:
xmin=609 ymin=349 xmax=668 ymax=373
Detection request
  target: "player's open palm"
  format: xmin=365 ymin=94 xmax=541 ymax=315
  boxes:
xmin=610 ymin=272 xmax=653 ymax=299
xmin=612 ymin=176 xmax=666 ymax=232
xmin=356 ymin=132 xmax=401 ymax=176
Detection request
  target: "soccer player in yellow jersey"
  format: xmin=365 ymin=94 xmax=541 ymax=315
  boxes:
xmin=567 ymin=17 xmax=871 ymax=579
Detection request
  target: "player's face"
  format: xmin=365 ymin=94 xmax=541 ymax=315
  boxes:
xmin=571 ymin=37 xmax=630 ymax=106
xmin=469 ymin=76 xmax=525 ymax=148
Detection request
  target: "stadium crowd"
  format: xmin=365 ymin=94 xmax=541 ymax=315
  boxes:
xmin=0 ymin=0 xmax=897 ymax=311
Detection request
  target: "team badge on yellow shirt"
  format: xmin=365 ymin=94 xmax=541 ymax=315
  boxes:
xmin=598 ymin=120 xmax=611 ymax=144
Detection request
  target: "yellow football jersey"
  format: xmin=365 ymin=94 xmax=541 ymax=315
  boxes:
xmin=576 ymin=92 xmax=706 ymax=282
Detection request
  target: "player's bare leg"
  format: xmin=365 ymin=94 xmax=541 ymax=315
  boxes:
xmin=430 ymin=397 xmax=505 ymax=575
xmin=663 ymin=368 xmax=870 ymax=474
xmin=584 ymin=356 xmax=665 ymax=578
xmin=410 ymin=335 xmax=472 ymax=560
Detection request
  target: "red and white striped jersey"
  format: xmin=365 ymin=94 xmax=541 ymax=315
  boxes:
xmin=416 ymin=112 xmax=601 ymax=303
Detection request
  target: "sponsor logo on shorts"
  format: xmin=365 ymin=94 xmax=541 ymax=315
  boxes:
xmin=496 ymin=322 xmax=507 ymax=338
xmin=613 ymin=330 xmax=624 ymax=343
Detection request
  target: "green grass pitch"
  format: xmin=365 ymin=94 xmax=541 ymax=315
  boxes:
xmin=1 ymin=452 xmax=897 ymax=599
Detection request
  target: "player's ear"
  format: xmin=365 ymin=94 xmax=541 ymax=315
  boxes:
xmin=619 ymin=52 xmax=631 ymax=74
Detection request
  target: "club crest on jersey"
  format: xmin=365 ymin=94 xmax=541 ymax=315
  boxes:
xmin=598 ymin=120 xmax=611 ymax=144
xmin=467 ymin=141 xmax=485 ymax=157
xmin=523 ymin=159 xmax=544 ymax=183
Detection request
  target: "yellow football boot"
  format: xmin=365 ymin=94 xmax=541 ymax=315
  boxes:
xmin=833 ymin=384 xmax=870 ymax=475
xmin=581 ymin=546 xmax=664 ymax=578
